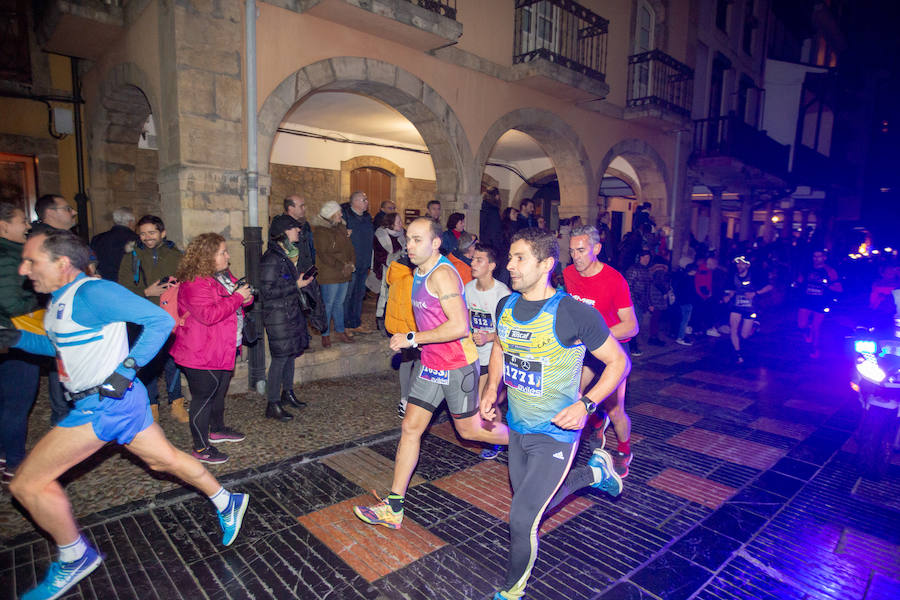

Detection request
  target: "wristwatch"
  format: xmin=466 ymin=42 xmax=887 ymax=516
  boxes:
xmin=579 ymin=397 xmax=598 ymax=414
xmin=122 ymin=357 xmax=137 ymax=370
xmin=406 ymin=332 xmax=418 ymax=348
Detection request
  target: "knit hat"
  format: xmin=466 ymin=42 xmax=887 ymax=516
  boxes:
xmin=319 ymin=201 xmax=342 ymax=220
xmin=269 ymin=214 xmax=301 ymax=239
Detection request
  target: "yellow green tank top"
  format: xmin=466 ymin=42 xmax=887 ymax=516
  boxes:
xmin=497 ymin=290 xmax=586 ymax=443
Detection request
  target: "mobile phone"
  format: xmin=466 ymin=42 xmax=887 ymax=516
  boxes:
xmin=303 ymin=265 xmax=318 ymax=279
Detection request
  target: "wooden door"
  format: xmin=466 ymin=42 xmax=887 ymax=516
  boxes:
xmin=350 ymin=167 xmax=392 ymax=217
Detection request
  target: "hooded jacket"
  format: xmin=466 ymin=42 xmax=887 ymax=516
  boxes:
xmin=311 ymin=213 xmax=355 ymax=285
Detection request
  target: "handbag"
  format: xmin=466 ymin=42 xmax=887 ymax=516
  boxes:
xmin=242 ymin=311 xmax=260 ymax=345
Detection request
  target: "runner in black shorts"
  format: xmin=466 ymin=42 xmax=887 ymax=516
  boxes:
xmin=723 ymin=256 xmax=772 ymax=364
xmin=796 ymin=249 xmax=841 ymax=358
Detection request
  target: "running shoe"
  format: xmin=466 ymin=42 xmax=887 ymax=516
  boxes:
xmin=192 ymin=446 xmax=228 ymax=464
xmin=2 ymin=467 xmax=14 ymax=484
xmin=588 ymin=449 xmax=623 ymax=497
xmin=609 ymin=449 xmax=633 ymax=478
xmin=675 ymin=337 xmax=693 ymax=346
xmin=218 ymin=492 xmax=249 ymax=546
xmin=631 ymin=348 xmax=644 ymax=357
xmin=480 ymin=445 xmax=503 ymax=460
xmin=209 ymin=428 xmax=246 ymax=443
xmin=22 ymin=545 xmax=103 ymax=600
xmin=492 ymin=593 xmax=511 ymax=600
xmin=353 ymin=495 xmax=403 ymax=529
xmin=706 ymin=328 xmax=721 ymax=337
xmin=684 ymin=326 xmax=693 ymax=334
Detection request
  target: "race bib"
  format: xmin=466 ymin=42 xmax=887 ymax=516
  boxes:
xmin=470 ymin=310 xmax=494 ymax=331
xmin=419 ymin=366 xmax=449 ymax=385
xmin=503 ymin=353 xmax=543 ymax=396
xmin=805 ymin=285 xmax=824 ymax=296
xmin=735 ymin=294 xmax=752 ymax=308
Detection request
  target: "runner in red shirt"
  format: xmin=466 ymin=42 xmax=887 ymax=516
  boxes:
xmin=563 ymin=225 xmax=638 ymax=476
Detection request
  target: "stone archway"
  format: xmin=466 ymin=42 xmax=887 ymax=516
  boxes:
xmin=257 ymin=58 xmax=475 ymax=220
xmin=596 ymin=138 xmax=670 ymax=225
xmin=88 ymin=63 xmax=165 ymax=234
xmin=474 ymin=108 xmax=594 ymax=227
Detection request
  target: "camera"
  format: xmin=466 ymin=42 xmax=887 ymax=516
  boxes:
xmin=235 ymin=277 xmax=259 ymax=296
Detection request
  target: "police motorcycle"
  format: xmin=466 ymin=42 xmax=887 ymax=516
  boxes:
xmin=850 ymin=290 xmax=900 ymax=479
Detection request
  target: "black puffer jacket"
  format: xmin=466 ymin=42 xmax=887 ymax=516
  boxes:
xmin=260 ymin=242 xmax=309 ymax=358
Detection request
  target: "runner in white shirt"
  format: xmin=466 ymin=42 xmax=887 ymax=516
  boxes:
xmin=465 ymin=243 xmax=511 ymax=459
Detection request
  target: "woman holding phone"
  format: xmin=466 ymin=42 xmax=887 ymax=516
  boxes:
xmin=171 ymin=233 xmax=253 ymax=464
xmin=259 ymin=215 xmax=314 ymax=421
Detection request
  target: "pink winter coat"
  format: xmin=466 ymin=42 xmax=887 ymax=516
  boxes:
xmin=170 ymin=274 xmax=253 ymax=371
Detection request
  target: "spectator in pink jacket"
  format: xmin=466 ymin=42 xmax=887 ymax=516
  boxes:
xmin=172 ymin=233 xmax=253 ymax=465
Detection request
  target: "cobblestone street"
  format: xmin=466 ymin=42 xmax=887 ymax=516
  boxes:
xmin=2 ymin=323 xmax=899 ymax=600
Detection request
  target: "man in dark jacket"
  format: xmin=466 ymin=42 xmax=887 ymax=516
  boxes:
xmin=117 ymin=215 xmax=187 ymax=423
xmin=479 ymin=188 xmax=503 ymax=253
xmin=516 ymin=198 xmax=539 ymax=230
xmin=284 ymin=194 xmax=315 ymax=268
xmin=90 ymin=207 xmax=138 ymax=281
xmin=30 ymin=194 xmax=77 ymax=236
xmin=341 ymin=191 xmax=374 ymax=333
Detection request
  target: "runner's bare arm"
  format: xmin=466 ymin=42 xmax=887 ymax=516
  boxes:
xmin=610 ymin=306 xmax=638 ymax=341
xmin=413 ymin=265 xmax=469 ymax=345
xmin=480 ymin=339 xmax=504 ymax=420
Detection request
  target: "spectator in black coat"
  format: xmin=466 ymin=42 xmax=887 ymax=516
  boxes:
xmin=90 ymin=207 xmax=138 ymax=281
xmin=479 ymin=188 xmax=503 ymax=253
xmin=260 ymin=215 xmax=314 ymax=422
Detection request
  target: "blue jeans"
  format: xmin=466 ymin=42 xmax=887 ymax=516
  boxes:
xmin=343 ymin=267 xmax=368 ymax=329
xmin=0 ymin=350 xmax=40 ymax=471
xmin=321 ymin=281 xmax=350 ymax=336
xmin=140 ymin=335 xmax=183 ymax=405
xmin=677 ymin=304 xmax=693 ymax=340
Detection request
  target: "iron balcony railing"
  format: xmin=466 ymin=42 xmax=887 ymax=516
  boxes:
xmin=693 ymin=113 xmax=790 ymax=177
xmin=513 ymin=0 xmax=609 ymax=83
xmin=406 ymin=0 xmax=456 ymax=20
xmin=627 ymin=50 xmax=693 ymax=117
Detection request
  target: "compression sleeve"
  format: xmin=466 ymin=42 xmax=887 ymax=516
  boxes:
xmin=72 ymin=279 xmax=175 ymax=367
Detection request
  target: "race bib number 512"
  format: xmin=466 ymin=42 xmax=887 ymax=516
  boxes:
xmin=503 ymin=353 xmax=542 ymax=396
xmin=470 ymin=310 xmax=493 ymax=331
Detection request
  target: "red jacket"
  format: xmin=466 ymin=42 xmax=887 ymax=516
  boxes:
xmin=171 ymin=274 xmax=253 ymax=370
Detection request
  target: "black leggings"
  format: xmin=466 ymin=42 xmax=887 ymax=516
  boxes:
xmin=180 ymin=366 xmax=232 ymax=451
xmin=266 ymin=355 xmax=295 ymax=404
xmin=502 ymin=430 xmax=590 ymax=598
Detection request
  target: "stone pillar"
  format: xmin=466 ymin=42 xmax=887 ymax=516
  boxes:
xmin=671 ymin=176 xmax=695 ymax=267
xmin=157 ymin=0 xmax=247 ymax=271
xmin=709 ymin=186 xmax=725 ymax=257
xmin=739 ymin=195 xmax=753 ymax=241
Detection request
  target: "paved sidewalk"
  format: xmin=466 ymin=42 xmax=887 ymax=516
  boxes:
xmin=2 ymin=326 xmax=900 ymax=599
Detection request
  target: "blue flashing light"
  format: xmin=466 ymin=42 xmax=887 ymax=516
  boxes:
xmin=854 ymin=340 xmax=877 ymax=354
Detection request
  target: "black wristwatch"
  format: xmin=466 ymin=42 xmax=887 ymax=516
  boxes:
xmin=406 ymin=332 xmax=418 ymax=348
xmin=122 ymin=357 xmax=137 ymax=370
xmin=579 ymin=397 xmax=598 ymax=414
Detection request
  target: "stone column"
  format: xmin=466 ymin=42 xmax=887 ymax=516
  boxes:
xmin=671 ymin=176 xmax=695 ymax=267
xmin=739 ymin=195 xmax=753 ymax=241
xmin=157 ymin=0 xmax=247 ymax=270
xmin=708 ymin=186 xmax=725 ymax=257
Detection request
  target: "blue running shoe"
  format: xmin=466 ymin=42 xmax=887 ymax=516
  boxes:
xmin=588 ymin=448 xmax=623 ymax=497
xmin=480 ymin=445 xmax=503 ymax=460
xmin=218 ymin=492 xmax=249 ymax=546
xmin=22 ymin=545 xmax=103 ymax=600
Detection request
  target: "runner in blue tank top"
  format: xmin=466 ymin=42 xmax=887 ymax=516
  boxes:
xmin=481 ymin=229 xmax=631 ymax=600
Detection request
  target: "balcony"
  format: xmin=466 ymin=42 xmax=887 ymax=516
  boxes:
xmin=510 ymin=0 xmax=610 ymax=102
xmin=692 ymin=114 xmax=790 ymax=188
xmin=34 ymin=0 xmax=124 ymax=61
xmin=625 ymin=50 xmax=693 ymax=128
xmin=303 ymin=0 xmax=461 ymax=52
